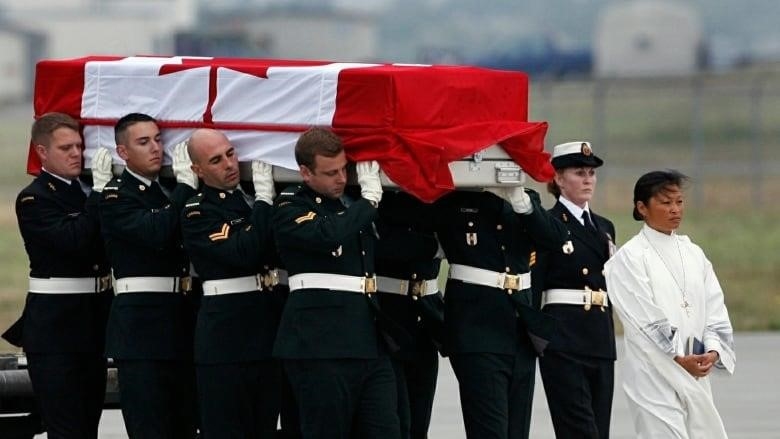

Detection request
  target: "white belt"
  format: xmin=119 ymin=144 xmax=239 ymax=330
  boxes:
xmin=448 ymin=264 xmax=531 ymax=291
xmin=29 ymin=276 xmax=112 ymax=294
xmin=202 ymin=275 xmax=265 ymax=296
xmin=376 ymin=276 xmax=439 ymax=298
xmin=542 ymin=288 xmax=609 ymax=311
xmin=114 ymin=276 xmax=190 ymax=294
xmin=288 ymin=273 xmax=377 ymax=294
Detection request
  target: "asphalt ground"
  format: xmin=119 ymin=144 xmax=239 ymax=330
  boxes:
xmin=31 ymin=331 xmax=775 ymax=438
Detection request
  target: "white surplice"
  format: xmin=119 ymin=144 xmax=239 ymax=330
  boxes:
xmin=605 ymin=224 xmax=735 ymax=439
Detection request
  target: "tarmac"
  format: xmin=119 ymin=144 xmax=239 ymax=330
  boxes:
xmin=36 ymin=331 xmax=778 ymax=438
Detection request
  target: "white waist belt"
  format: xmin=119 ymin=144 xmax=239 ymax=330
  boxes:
xmin=288 ymin=273 xmax=376 ymax=294
xmin=448 ymin=264 xmax=531 ymax=291
xmin=29 ymin=276 xmax=112 ymax=294
xmin=376 ymin=276 xmax=439 ymax=298
xmin=202 ymin=275 xmax=265 ymax=296
xmin=542 ymin=288 xmax=609 ymax=310
xmin=115 ymin=276 xmax=188 ymax=294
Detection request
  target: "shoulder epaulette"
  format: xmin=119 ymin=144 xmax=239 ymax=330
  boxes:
xmin=279 ymin=184 xmax=303 ymax=197
xmin=102 ymin=176 xmax=123 ymax=192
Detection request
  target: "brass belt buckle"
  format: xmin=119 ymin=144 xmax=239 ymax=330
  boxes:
xmin=262 ymin=270 xmax=280 ymax=289
xmin=410 ymin=280 xmax=425 ymax=299
xmin=503 ymin=274 xmax=520 ymax=291
xmin=592 ymin=290 xmax=607 ymax=312
xmin=584 ymin=286 xmax=592 ymax=311
xmin=363 ymin=276 xmax=377 ymax=294
xmin=97 ymin=275 xmax=111 ymax=292
xmin=179 ymin=276 xmax=192 ymax=293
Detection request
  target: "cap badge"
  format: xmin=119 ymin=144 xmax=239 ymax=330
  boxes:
xmin=581 ymin=143 xmax=592 ymax=156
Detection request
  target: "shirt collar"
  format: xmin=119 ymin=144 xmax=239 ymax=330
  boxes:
xmin=41 ymin=168 xmax=75 ymax=185
xmin=559 ymin=196 xmax=590 ymax=225
xmin=125 ymin=167 xmax=154 ymax=187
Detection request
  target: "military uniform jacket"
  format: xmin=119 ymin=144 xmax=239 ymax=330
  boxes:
xmin=375 ymin=191 xmax=445 ymax=358
xmin=434 ymin=190 xmax=568 ymax=355
xmin=99 ymin=170 xmax=196 ymax=360
xmin=7 ymin=172 xmax=112 ymax=353
xmin=272 ymin=185 xmax=380 ymax=359
xmin=531 ymin=201 xmax=617 ymax=360
xmin=181 ymin=185 xmax=283 ymax=364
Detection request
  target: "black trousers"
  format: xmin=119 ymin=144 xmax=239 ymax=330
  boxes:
xmin=391 ymin=349 xmax=439 ymax=439
xmin=115 ymin=359 xmax=198 ymax=439
xmin=26 ymin=352 xmax=106 ymax=439
xmin=539 ymin=350 xmax=614 ymax=439
xmin=279 ymin=367 xmax=302 ymax=439
xmin=449 ymin=351 xmax=536 ymax=439
xmin=196 ymin=360 xmax=281 ymax=439
xmin=284 ymin=357 xmax=400 ymax=439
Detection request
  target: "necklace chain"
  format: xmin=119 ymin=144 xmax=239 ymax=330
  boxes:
xmin=642 ymin=229 xmax=691 ymax=316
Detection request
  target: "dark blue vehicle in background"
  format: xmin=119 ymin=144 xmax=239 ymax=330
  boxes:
xmin=471 ymin=34 xmax=592 ymax=79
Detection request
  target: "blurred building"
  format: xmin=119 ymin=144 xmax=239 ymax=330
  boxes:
xmin=594 ymin=0 xmax=704 ymax=77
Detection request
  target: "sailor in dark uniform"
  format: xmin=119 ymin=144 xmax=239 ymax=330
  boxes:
xmin=98 ymin=113 xmax=198 ymax=438
xmin=531 ymin=141 xmax=616 ymax=439
xmin=434 ymin=184 xmax=568 ymax=439
xmin=180 ymin=128 xmax=283 ymax=438
xmin=272 ymin=127 xmax=400 ymax=439
xmin=3 ymin=113 xmax=112 ymax=439
xmin=375 ymin=190 xmax=445 ymax=439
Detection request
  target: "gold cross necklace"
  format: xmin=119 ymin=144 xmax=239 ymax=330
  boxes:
xmin=642 ymin=228 xmax=692 ymax=317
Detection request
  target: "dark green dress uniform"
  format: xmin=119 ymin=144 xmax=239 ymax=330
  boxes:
xmin=434 ymin=189 xmax=567 ymax=439
xmin=375 ymin=191 xmax=445 ymax=439
xmin=272 ymin=184 xmax=400 ymax=439
xmin=99 ymin=169 xmax=197 ymax=439
xmin=4 ymin=171 xmax=112 ymax=439
xmin=531 ymin=201 xmax=617 ymax=439
xmin=181 ymin=184 xmax=283 ymax=438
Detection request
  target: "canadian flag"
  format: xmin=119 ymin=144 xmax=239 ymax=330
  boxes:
xmin=31 ymin=55 xmax=551 ymax=202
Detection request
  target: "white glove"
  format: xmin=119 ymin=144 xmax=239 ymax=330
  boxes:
xmin=172 ymin=141 xmax=198 ymax=189
xmin=356 ymin=160 xmax=382 ymax=205
xmin=91 ymin=147 xmax=114 ymax=192
xmin=252 ymin=160 xmax=275 ymax=205
xmin=486 ymin=186 xmax=533 ymax=214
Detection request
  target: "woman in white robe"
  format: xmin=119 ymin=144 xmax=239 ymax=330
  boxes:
xmin=605 ymin=170 xmax=735 ymax=439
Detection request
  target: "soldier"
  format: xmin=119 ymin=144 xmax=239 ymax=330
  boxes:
xmin=98 ymin=113 xmax=198 ymax=438
xmin=180 ymin=128 xmax=283 ymax=438
xmin=531 ymin=141 xmax=616 ymax=439
xmin=433 ymin=184 xmax=568 ymax=439
xmin=2 ymin=113 xmax=113 ymax=439
xmin=272 ymin=127 xmax=400 ymax=439
xmin=374 ymin=190 xmax=445 ymax=439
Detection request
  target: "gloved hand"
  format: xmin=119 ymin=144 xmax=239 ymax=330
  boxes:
xmin=485 ymin=186 xmax=533 ymax=214
xmin=91 ymin=147 xmax=114 ymax=192
xmin=252 ymin=160 xmax=275 ymax=205
xmin=172 ymin=141 xmax=198 ymax=189
xmin=356 ymin=160 xmax=382 ymax=205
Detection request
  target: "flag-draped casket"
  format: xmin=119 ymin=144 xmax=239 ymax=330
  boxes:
xmin=30 ymin=56 xmax=552 ymax=202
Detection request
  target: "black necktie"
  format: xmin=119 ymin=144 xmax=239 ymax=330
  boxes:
xmin=582 ymin=210 xmax=597 ymax=232
xmin=69 ymin=179 xmax=86 ymax=201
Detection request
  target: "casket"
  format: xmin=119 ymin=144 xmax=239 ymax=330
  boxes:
xmin=30 ymin=56 xmax=553 ymax=202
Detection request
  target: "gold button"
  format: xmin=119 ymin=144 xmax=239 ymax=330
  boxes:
xmin=496 ymin=224 xmax=503 ymax=230
xmin=507 ymin=290 xmax=514 ymax=295
xmin=412 ymin=295 xmax=419 ymax=301
xmin=505 ymin=267 xmax=511 ymax=272
xmin=411 ymin=273 xmax=417 ymax=279
xmin=92 ymin=264 xmax=99 ymax=271
xmin=219 ymin=192 xmax=226 ymax=199
xmin=602 ymin=270 xmax=606 ymax=276
xmin=361 ymin=251 xmax=366 ymax=255
xmin=365 ymin=272 xmax=369 ymax=276
xmin=582 ymin=268 xmax=589 ymax=275
xmin=182 ymin=268 xmax=187 ymax=272
xmin=501 ymin=245 xmax=506 ymax=251
xmin=417 ymin=316 xmax=422 ymax=322
xmin=468 ymin=221 xmax=474 ymax=227
xmin=139 ymin=185 xmax=146 ymax=191
xmin=315 ymin=196 xmax=322 ymax=204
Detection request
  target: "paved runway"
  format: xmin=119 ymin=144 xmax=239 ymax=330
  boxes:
xmin=39 ymin=332 xmax=776 ymax=438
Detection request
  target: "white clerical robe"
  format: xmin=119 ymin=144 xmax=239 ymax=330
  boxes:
xmin=605 ymin=224 xmax=735 ymax=439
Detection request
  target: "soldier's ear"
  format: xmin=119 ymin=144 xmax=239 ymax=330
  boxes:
xmin=116 ymin=144 xmax=129 ymax=161
xmin=34 ymin=144 xmax=48 ymax=162
xmin=300 ymin=164 xmax=313 ymax=182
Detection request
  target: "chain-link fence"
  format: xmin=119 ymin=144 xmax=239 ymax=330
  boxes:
xmin=530 ymin=68 xmax=780 ymax=211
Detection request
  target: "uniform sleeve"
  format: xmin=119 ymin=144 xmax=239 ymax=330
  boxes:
xmin=273 ymin=196 xmax=377 ymax=253
xmin=181 ymin=202 xmax=271 ymax=272
xmin=16 ymin=189 xmax=100 ymax=253
xmin=605 ymin=246 xmax=680 ymax=358
xmin=99 ymin=188 xmax=183 ymax=250
xmin=699 ymin=250 xmax=736 ymax=374
xmin=516 ymin=190 xmax=569 ymax=251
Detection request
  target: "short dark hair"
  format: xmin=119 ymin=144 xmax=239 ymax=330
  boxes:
xmin=114 ymin=113 xmax=157 ymax=146
xmin=31 ymin=113 xmax=80 ymax=147
xmin=632 ymin=169 xmax=689 ymax=221
xmin=294 ymin=127 xmax=344 ymax=171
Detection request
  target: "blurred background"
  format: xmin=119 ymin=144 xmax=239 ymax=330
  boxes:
xmin=1 ymin=0 xmax=779 ymax=351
